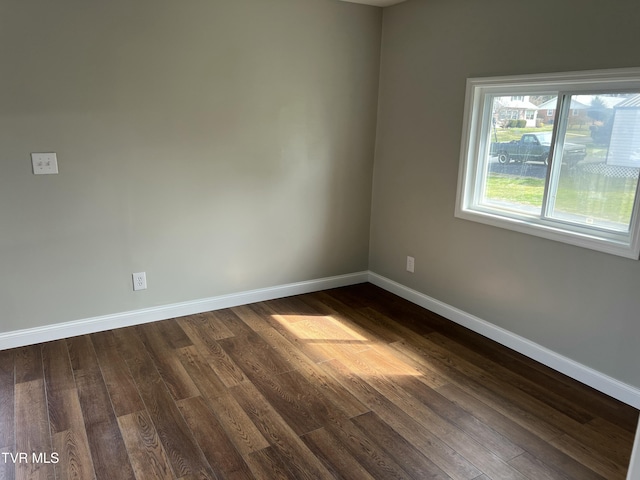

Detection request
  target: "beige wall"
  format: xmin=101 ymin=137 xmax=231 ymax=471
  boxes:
xmin=0 ymin=0 xmax=381 ymax=331
xmin=371 ymin=0 xmax=640 ymax=388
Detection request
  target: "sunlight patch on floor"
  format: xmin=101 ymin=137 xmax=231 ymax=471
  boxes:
xmin=271 ymin=314 xmax=422 ymax=377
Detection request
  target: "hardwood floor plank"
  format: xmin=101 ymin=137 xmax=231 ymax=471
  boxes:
xmin=426 ymin=331 xmax=596 ymax=424
xmin=42 ymin=340 xmax=96 ymax=479
xmin=319 ymin=415 xmax=414 ymax=480
xmin=352 ymin=411 xmax=451 ymax=479
xmin=436 ymin=383 xmax=607 ymax=480
xmin=321 ymin=358 xmax=481 ymax=479
xmin=0 ymin=446 xmax=16 ymax=480
xmin=178 ymin=319 xmax=247 ymax=388
xmin=205 ymin=393 xmax=270 ymax=456
xmin=42 ymin=340 xmax=75 ymax=392
xmin=394 ymin=374 xmax=524 ymax=462
xmin=176 ymin=345 xmax=227 ymax=400
xmin=263 ymin=295 xmax=322 ymax=317
xmin=177 ymin=396 xmax=252 ymax=478
xmin=550 ymin=433 xmax=627 ymax=479
xmin=177 ymin=312 xmax=235 ymax=342
xmin=432 ymin=315 xmax=639 ymax=433
xmin=256 ymin=327 xmax=369 ymax=419
xmin=230 ymin=382 xmax=334 ymax=480
xmin=42 ymin=340 xmax=80 ymax=437
xmin=573 ymin=418 xmax=635 ymax=468
xmin=420 ymin=333 xmax=591 ymax=440
xmin=244 ymin=446 xmax=298 ymax=480
xmin=69 ymin=336 xmax=135 ymax=474
xmin=302 ymin=291 xmax=411 ymax=343
xmin=67 ymin=336 xmax=136 ymax=480
xmin=243 ymin=369 xmax=324 ymax=436
xmin=50 ymin=387 xmax=96 ymax=480
xmin=508 ymin=452 xmax=572 ymax=480
xmin=117 ymin=410 xmax=174 ymax=480
xmin=326 ymin=284 xmax=441 ymax=335
xmin=0 ymin=348 xmax=14 ymax=382
xmin=369 ymin=342 xmax=450 ymax=389
xmin=53 ymin=427 xmax=97 ymax=480
xmin=211 ymin=309 xmax=256 ymax=337
xmin=86 ymin=420 xmax=138 ymax=480
xmin=91 ymin=331 xmax=146 ymax=417
xmin=0 ymin=349 xmax=14 ymax=450
xmin=230 ymin=304 xmax=273 ymax=332
xmin=135 ymin=323 xmax=201 ymax=401
xmin=154 ymin=318 xmax=195 ymax=349
xmin=274 ymin=315 xmax=371 ymax=364
xmin=218 ymin=330 xmax=295 ymax=378
xmin=586 ymin=416 xmax=637 ymax=447
xmin=116 ymin=331 xmax=217 ymax=479
xmin=15 ymin=345 xmax=42 ymax=384
xmin=15 ymin=379 xmax=55 ymax=480
xmin=389 ymin=338 xmax=564 ymax=441
xmin=332 ymin=349 xmax=530 ymax=479
xmin=301 ymin=428 xmax=376 ymax=480
xmin=240 ymin=302 xmax=342 ymax=365
xmin=68 ymin=360 xmax=113 ymax=428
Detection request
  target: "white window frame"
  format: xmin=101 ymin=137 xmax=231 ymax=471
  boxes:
xmin=455 ymin=67 xmax=640 ymax=259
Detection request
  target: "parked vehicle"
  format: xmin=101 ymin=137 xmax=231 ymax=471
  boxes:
xmin=490 ymin=133 xmax=587 ymax=165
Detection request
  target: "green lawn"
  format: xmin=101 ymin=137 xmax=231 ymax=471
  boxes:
xmin=492 ymin=125 xmax=591 ymax=143
xmin=486 ymin=173 xmax=637 ymax=225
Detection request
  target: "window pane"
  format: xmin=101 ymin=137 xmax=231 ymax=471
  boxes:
xmin=481 ymin=95 xmax=556 ymax=216
xmin=549 ymin=94 xmax=640 ymax=232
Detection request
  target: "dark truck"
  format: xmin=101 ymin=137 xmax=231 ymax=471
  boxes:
xmin=490 ymin=132 xmax=587 ymax=166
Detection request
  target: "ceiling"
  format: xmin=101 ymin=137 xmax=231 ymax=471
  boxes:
xmin=339 ymin=0 xmax=407 ymax=7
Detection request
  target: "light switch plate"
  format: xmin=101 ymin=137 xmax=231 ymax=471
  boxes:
xmin=31 ymin=153 xmax=58 ymax=175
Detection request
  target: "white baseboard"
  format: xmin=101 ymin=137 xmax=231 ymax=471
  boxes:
xmin=0 ymin=271 xmax=369 ymax=351
xmin=368 ymin=272 xmax=640 ymax=410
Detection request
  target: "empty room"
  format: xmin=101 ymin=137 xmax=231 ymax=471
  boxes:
xmin=1 ymin=0 xmax=639 ymax=478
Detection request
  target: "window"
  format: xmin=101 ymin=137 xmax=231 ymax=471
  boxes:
xmin=525 ymin=110 xmax=535 ymax=120
xmin=456 ymin=68 xmax=640 ymax=258
xmin=547 ymin=109 xmax=554 ymax=117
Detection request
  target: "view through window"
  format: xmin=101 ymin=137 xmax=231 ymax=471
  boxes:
xmin=456 ymin=69 xmax=640 ymax=258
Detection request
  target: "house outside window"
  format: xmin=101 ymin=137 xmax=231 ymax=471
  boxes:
xmin=456 ymin=68 xmax=640 ymax=258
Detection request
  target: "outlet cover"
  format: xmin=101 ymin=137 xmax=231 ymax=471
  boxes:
xmin=406 ymin=256 xmax=415 ymax=273
xmin=132 ymin=272 xmax=147 ymax=291
xmin=32 ymin=153 xmax=58 ymax=175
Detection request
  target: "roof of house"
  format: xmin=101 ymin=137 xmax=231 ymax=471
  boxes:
xmin=500 ymin=99 xmax=539 ymax=110
xmin=537 ymin=95 xmax=625 ymax=111
xmin=616 ymin=94 xmax=640 ymax=108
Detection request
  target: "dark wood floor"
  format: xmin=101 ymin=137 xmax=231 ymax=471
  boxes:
xmin=0 ymin=283 xmax=637 ymax=479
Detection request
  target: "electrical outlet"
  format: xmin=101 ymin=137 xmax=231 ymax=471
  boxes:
xmin=406 ymin=256 xmax=415 ymax=273
xmin=31 ymin=153 xmax=58 ymax=175
xmin=132 ymin=272 xmax=147 ymax=291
